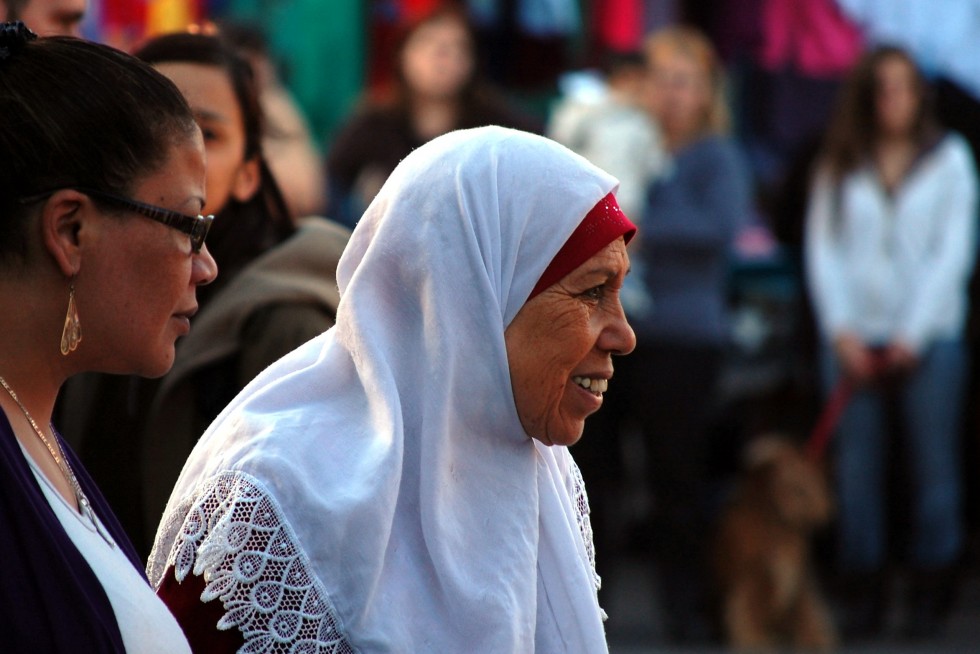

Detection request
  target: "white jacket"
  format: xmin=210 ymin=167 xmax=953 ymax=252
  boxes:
xmin=805 ymin=132 xmax=978 ymax=351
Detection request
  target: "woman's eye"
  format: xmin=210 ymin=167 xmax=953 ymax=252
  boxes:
xmin=195 ymin=120 xmax=219 ymax=142
xmin=582 ymin=285 xmax=604 ymax=301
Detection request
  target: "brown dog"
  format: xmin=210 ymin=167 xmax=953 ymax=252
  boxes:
xmin=714 ymin=435 xmax=837 ymax=651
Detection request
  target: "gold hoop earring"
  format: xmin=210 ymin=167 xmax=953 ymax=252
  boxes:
xmin=60 ymin=278 xmax=82 ymax=356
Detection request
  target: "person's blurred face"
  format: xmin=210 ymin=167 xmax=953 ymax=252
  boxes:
xmin=874 ymin=55 xmax=921 ymax=139
xmin=645 ymin=48 xmax=712 ymax=148
xmin=75 ymin=132 xmax=217 ymax=377
xmin=13 ymin=0 xmax=86 ymax=36
xmin=504 ymin=237 xmax=636 ymax=447
xmin=153 ymin=62 xmax=259 ymax=216
xmin=608 ymin=63 xmax=648 ymax=106
xmin=401 ymin=14 xmax=474 ymax=101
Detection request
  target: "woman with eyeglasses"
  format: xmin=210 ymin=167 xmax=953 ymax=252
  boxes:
xmin=56 ymin=31 xmax=349 ymax=559
xmin=0 ymin=21 xmax=215 ymax=652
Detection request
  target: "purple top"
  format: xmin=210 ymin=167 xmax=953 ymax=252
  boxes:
xmin=0 ymin=408 xmax=143 ymax=651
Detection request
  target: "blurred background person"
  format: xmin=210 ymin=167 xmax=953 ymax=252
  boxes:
xmin=547 ymin=48 xmax=668 ymax=222
xmin=836 ymin=0 xmax=980 ymax=573
xmin=806 ymin=44 xmax=978 ymax=642
xmin=0 ymin=0 xmax=85 ymax=36
xmin=57 ymin=31 xmax=349 ymax=558
xmin=607 ymin=25 xmax=751 ymax=644
xmin=549 ymin=46 xmax=667 ymax=598
xmin=326 ymin=2 xmax=540 ymax=228
xmin=140 ymin=31 xmax=296 ymax=307
xmin=219 ymin=20 xmax=328 ymax=220
xmin=0 ymin=22 xmax=216 ymax=651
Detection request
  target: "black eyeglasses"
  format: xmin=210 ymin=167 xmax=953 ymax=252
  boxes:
xmin=20 ymin=187 xmax=214 ymax=253
xmin=79 ymin=188 xmax=214 ymax=253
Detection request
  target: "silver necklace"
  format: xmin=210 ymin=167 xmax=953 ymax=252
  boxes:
xmin=0 ymin=375 xmax=114 ymax=547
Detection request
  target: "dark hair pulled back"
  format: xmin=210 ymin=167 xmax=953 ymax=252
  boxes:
xmin=0 ymin=20 xmax=35 ymax=59
xmin=0 ymin=24 xmax=198 ymax=261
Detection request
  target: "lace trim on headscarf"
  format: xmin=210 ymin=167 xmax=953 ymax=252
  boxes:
xmin=150 ymin=471 xmax=356 ymax=653
xmin=567 ymin=457 xmax=601 ymax=595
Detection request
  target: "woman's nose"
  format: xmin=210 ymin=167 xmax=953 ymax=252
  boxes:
xmin=193 ymin=244 xmax=219 ymax=286
xmin=602 ymin=300 xmax=637 ymax=356
xmin=615 ymin=313 xmax=637 ymax=356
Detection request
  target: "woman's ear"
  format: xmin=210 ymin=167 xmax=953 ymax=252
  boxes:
xmin=231 ymin=156 xmax=261 ymax=203
xmin=39 ymin=189 xmax=88 ymax=277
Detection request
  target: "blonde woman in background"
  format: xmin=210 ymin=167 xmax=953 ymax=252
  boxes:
xmin=605 ymin=25 xmax=751 ymax=644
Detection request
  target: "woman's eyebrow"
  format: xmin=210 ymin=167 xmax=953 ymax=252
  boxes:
xmin=193 ymin=108 xmax=229 ymax=123
xmin=580 ymin=265 xmax=626 ymax=279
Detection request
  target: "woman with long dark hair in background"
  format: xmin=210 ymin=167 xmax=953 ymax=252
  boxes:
xmin=806 ymin=45 xmax=977 ymax=641
xmin=326 ymin=3 xmax=540 ymax=227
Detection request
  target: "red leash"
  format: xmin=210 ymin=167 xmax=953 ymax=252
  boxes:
xmin=804 ymin=378 xmax=854 ymax=462
xmin=804 ymin=353 xmax=892 ymax=463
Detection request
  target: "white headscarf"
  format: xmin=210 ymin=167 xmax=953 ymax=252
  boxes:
xmin=149 ymin=126 xmax=618 ymax=652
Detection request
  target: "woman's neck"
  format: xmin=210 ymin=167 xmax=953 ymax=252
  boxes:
xmin=874 ymin=135 xmax=918 ymax=192
xmin=663 ymin=126 xmax=706 ymax=153
xmin=410 ymin=96 xmax=460 ymax=141
xmin=0 ymin=355 xmax=77 ymax=511
xmin=877 ymin=129 xmax=916 ymax=148
xmin=0 ymin=279 xmax=72 ymax=444
xmin=0 ymin=269 xmax=83 ymax=510
xmin=0 ymin=375 xmax=59 ymax=438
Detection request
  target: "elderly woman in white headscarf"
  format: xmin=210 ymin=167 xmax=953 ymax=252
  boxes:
xmin=147 ymin=126 xmax=637 ymax=653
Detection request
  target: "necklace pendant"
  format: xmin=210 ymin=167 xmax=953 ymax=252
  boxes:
xmin=93 ymin=517 xmax=117 ymax=548
xmin=78 ymin=492 xmax=116 ymax=548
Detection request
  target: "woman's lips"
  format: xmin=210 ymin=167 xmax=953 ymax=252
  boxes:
xmin=571 ymin=375 xmax=609 ymax=395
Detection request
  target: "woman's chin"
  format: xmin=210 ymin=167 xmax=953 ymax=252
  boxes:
xmin=531 ymin=421 xmax=586 ymax=448
xmin=139 ymin=349 xmax=177 ymax=379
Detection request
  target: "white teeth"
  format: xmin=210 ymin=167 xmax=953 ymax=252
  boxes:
xmin=572 ymin=377 xmax=608 ymax=393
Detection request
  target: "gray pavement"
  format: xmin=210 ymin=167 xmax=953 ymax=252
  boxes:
xmin=603 ymin=556 xmax=980 ymax=653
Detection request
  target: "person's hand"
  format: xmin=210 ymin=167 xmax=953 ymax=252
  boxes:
xmin=884 ymin=340 xmax=919 ymax=374
xmin=834 ymin=332 xmax=876 ymax=384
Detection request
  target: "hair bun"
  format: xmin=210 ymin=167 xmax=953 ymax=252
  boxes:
xmin=0 ymin=21 xmax=38 ymax=62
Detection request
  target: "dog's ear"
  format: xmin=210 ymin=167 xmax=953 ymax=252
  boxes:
xmin=740 ymin=436 xmax=786 ymax=506
xmin=743 ymin=434 xmax=790 ymax=470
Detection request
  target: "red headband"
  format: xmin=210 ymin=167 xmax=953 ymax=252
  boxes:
xmin=528 ymin=192 xmax=637 ymax=301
